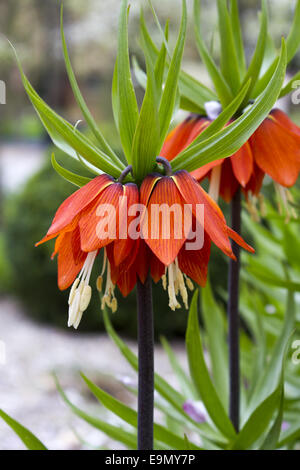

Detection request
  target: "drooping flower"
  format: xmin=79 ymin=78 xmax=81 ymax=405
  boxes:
xmin=36 ymin=173 xmax=139 ymax=328
xmin=161 ymin=109 xmax=300 ymax=216
xmin=136 ymin=168 xmax=254 ymax=310
xmin=37 ymin=164 xmax=254 ymax=325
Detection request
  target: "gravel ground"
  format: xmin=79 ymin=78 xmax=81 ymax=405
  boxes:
xmin=0 ymin=297 xmax=186 ymax=450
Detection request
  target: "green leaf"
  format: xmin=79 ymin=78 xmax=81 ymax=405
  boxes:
xmin=201 ymin=281 xmax=229 ymax=409
xmin=157 ymin=0 xmax=187 ymax=151
xmin=0 ymin=409 xmax=47 ymax=450
xmin=286 ymin=0 xmax=300 ymax=63
xmin=161 ymin=336 xmax=197 ymax=399
xmin=102 ymin=308 xmax=225 ymax=445
xmin=239 ymin=0 xmax=268 ymax=107
xmin=60 ymin=6 xmax=121 ymax=166
xmin=229 ymin=0 xmax=246 ymax=76
xmin=193 ymin=0 xmax=233 ymax=107
xmin=260 ymin=385 xmax=284 ymax=450
xmin=172 ymin=39 xmax=286 ymax=172
xmin=247 ymin=260 xmax=300 ymax=291
xmin=277 ymin=422 xmax=300 ymax=447
xmin=81 ymin=374 xmax=200 ymax=450
xmin=217 ymin=0 xmax=240 ymax=93
xmin=17 ymin=67 xmax=122 ymax=176
xmin=102 ymin=309 xmax=185 ymax=415
xmin=186 ymin=291 xmax=236 ymax=439
xmin=55 ymin=375 xmax=137 ymax=449
xmin=154 ymin=21 xmax=169 ymax=97
xmin=131 ymin=44 xmax=160 ymax=181
xmin=51 ymin=153 xmax=92 ymax=187
xmin=279 ymin=70 xmax=300 ymax=98
xmin=117 ymin=0 xmax=139 ymax=163
xmin=112 ymin=60 xmax=119 ymax=131
xmin=140 ymin=10 xmax=215 ymax=113
xmin=229 ymin=383 xmax=282 ymax=450
xmin=183 ymin=79 xmax=251 ymax=152
xmin=253 ymin=0 xmax=300 ymax=98
xmin=248 ymin=291 xmax=295 ymax=414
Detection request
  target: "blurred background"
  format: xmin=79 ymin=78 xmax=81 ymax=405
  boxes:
xmin=0 ymin=0 xmax=299 ymax=450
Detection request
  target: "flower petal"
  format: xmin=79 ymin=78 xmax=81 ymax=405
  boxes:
xmin=178 ymin=232 xmax=211 ymax=286
xmin=244 ymin=161 xmax=265 ymax=197
xmin=251 ymin=115 xmax=300 ymax=187
xmin=113 ymin=183 xmax=140 ymax=266
xmin=172 ymin=170 xmax=234 ymax=258
xmin=37 ymin=174 xmax=114 ymax=245
xmin=57 ymin=230 xmax=87 ymax=290
xmin=161 ymin=116 xmax=210 ymax=161
xmin=142 ymin=176 xmax=187 ymax=266
xmin=191 ymin=158 xmax=224 ymax=181
xmin=227 ymin=227 xmax=255 ymax=253
xmin=218 ymin=158 xmax=240 ymax=203
xmin=230 ymin=141 xmax=253 ymax=187
xmin=79 ymin=183 xmax=123 ymax=252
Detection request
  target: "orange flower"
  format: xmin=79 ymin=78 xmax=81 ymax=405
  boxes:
xmin=37 ymin=167 xmax=254 ymax=323
xmin=106 ymin=169 xmax=253 ymax=311
xmin=161 ymin=109 xmax=300 ymax=207
xmin=37 ymin=174 xmax=139 ymax=327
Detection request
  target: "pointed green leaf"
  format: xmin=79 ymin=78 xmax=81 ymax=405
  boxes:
xmin=201 ymin=281 xmax=229 ymax=409
xmin=60 ymin=6 xmax=121 ymax=166
xmin=248 ymin=291 xmax=295 ymax=414
xmin=279 ymin=70 xmax=300 ymax=98
xmin=157 ymin=0 xmax=187 ymax=151
xmin=239 ymin=0 xmax=268 ymax=106
xmin=260 ymin=385 xmax=284 ymax=450
xmin=55 ymin=376 xmax=137 ymax=449
xmin=186 ymin=291 xmax=236 ymax=439
xmin=51 ymin=153 xmax=92 ymax=187
xmin=81 ymin=374 xmax=200 ymax=450
xmin=172 ymin=40 xmax=286 ymax=172
xmin=112 ymin=60 xmax=119 ymax=132
xmin=183 ymin=79 xmax=251 ymax=152
xmin=131 ymin=45 xmax=160 ymax=180
xmin=140 ymin=9 xmax=214 ymax=113
xmin=229 ymin=0 xmax=246 ymax=76
xmin=217 ymin=0 xmax=240 ymax=93
xmin=0 ymin=409 xmax=47 ymax=450
xmin=193 ymin=0 xmax=233 ymax=107
xmin=286 ymin=0 xmax=300 ymax=63
xmin=230 ymin=384 xmax=282 ymax=450
xmin=117 ymin=0 xmax=139 ymax=163
xmin=161 ymin=336 xmax=197 ymax=399
xmin=102 ymin=308 xmax=225 ymax=444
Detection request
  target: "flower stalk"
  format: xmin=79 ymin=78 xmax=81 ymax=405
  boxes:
xmin=136 ymin=273 xmax=154 ymax=450
xmin=227 ymin=189 xmax=241 ymax=432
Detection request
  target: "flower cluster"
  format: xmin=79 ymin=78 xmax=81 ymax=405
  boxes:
xmin=162 ymin=109 xmax=300 ymax=218
xmin=37 ymin=165 xmax=254 ymax=328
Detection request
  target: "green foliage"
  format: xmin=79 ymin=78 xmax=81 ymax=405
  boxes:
xmin=0 ymin=409 xmax=47 ymax=450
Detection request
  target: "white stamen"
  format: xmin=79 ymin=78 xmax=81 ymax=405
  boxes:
xmin=209 ymin=165 xmax=221 ymax=202
xmin=164 ymin=258 xmax=193 ymax=311
xmin=68 ymin=250 xmax=97 ymax=329
xmin=101 ymin=250 xmax=118 ymax=313
xmin=274 ymin=183 xmax=297 ymax=222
